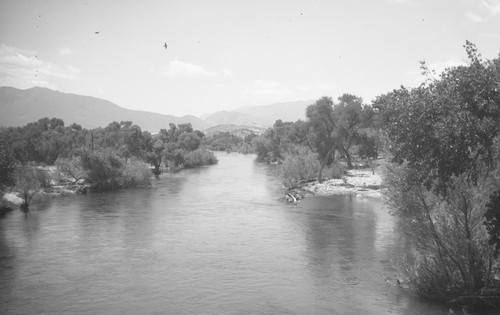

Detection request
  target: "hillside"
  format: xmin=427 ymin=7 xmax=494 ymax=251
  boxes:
xmin=0 ymin=86 xmax=316 ymax=133
xmin=200 ymin=99 xmax=315 ymax=130
xmin=0 ymin=86 xmax=203 ymax=132
xmin=234 ymin=100 xmax=314 ymax=126
xmin=202 ymin=111 xmax=267 ymax=129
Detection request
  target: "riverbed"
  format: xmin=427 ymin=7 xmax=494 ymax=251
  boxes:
xmin=0 ymin=153 xmax=454 ymax=314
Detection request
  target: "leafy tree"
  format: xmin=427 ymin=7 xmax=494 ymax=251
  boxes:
xmin=15 ymin=164 xmax=49 ymax=212
xmin=178 ymin=132 xmax=201 ymax=151
xmin=306 ymin=96 xmax=337 ymax=181
xmin=333 ymin=94 xmax=374 ymax=168
xmin=379 ymin=42 xmax=500 ymax=306
xmin=146 ymin=139 xmax=165 ymax=175
xmin=375 ymin=41 xmax=500 ymax=191
xmin=0 ymin=143 xmax=16 ymax=191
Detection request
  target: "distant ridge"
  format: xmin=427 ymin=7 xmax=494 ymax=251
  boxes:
xmin=235 ymin=99 xmax=314 ymax=126
xmin=0 ymin=86 xmax=316 ymax=133
xmin=201 ymin=99 xmax=315 ymax=129
xmin=0 ymin=86 xmax=203 ymax=132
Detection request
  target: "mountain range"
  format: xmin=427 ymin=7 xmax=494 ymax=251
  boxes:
xmin=0 ymin=86 xmax=315 ymax=133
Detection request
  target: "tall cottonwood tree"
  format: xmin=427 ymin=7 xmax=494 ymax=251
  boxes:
xmin=306 ymin=96 xmax=337 ymax=182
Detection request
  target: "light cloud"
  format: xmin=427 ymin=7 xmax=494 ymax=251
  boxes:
xmin=482 ymin=32 xmax=500 ymax=41
xmin=244 ymin=79 xmax=292 ymax=97
xmin=0 ymin=43 xmax=80 ymax=89
xmin=296 ymin=82 xmax=338 ymax=92
xmin=222 ymin=68 xmax=234 ymax=78
xmin=386 ymin=0 xmax=417 ymax=5
xmin=465 ymin=0 xmax=500 ymax=23
xmin=482 ymin=0 xmax=500 ymax=16
xmin=58 ymin=47 xmax=74 ymax=56
xmin=465 ymin=11 xmax=484 ymax=23
xmin=164 ymin=59 xmax=217 ymax=77
xmin=163 ymin=59 xmax=235 ymax=79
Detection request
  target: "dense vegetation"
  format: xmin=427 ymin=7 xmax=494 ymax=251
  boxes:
xmin=251 ymin=95 xmax=379 ymax=188
xmin=0 ymin=119 xmax=217 ymax=211
xmin=202 ymin=131 xmax=255 ymax=154
xmin=375 ymin=42 xmax=500 ymax=307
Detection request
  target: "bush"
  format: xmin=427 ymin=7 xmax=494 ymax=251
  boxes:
xmin=385 ymin=163 xmax=500 ymax=306
xmin=323 ymin=161 xmax=346 ymax=179
xmin=278 ymin=147 xmax=319 ymax=189
xmin=56 ymin=157 xmax=86 ymax=182
xmin=15 ymin=164 xmax=49 ymax=210
xmin=0 ymin=144 xmax=16 ymax=191
xmin=77 ymin=149 xmax=152 ymax=190
xmin=183 ymin=148 xmax=218 ymax=168
xmin=121 ymin=158 xmax=152 ymax=187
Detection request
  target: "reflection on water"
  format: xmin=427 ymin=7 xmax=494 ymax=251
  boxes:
xmin=0 ymin=153 xmax=456 ymax=314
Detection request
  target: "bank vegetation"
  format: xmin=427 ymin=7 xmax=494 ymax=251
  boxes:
xmin=0 ymin=120 xmax=217 ymax=213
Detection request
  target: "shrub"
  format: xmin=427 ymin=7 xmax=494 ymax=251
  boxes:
xmin=183 ymin=148 xmax=218 ymax=168
xmin=323 ymin=161 xmax=346 ymax=179
xmin=77 ymin=149 xmax=152 ymax=190
xmin=0 ymin=144 xmax=16 ymax=191
xmin=15 ymin=164 xmax=49 ymax=211
xmin=56 ymin=157 xmax=86 ymax=182
xmin=121 ymin=158 xmax=152 ymax=187
xmin=278 ymin=147 xmax=319 ymax=189
xmin=385 ymin=163 xmax=500 ymax=306
xmin=80 ymin=149 xmax=123 ymax=190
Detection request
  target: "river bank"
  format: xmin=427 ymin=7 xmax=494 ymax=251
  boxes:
xmin=283 ymin=168 xmax=384 ymax=203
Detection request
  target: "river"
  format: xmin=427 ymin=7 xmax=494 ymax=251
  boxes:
xmin=0 ymin=153 xmax=456 ymax=314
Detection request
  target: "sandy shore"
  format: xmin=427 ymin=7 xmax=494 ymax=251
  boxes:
xmin=292 ymin=169 xmax=383 ymax=200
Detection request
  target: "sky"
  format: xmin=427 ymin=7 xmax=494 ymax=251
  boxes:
xmin=1 ymin=0 xmax=500 ymax=117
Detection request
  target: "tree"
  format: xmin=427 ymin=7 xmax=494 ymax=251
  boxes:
xmin=0 ymin=143 xmax=16 ymax=191
xmin=375 ymin=41 xmax=500 ymax=191
xmin=15 ymin=164 xmax=48 ymax=213
xmin=378 ymin=42 xmax=500 ymax=306
xmin=306 ymin=96 xmax=337 ymax=182
xmin=333 ymin=94 xmax=371 ymax=168
xmin=178 ymin=132 xmax=201 ymax=151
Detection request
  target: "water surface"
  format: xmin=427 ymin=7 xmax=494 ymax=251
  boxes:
xmin=0 ymin=153 xmax=453 ymax=314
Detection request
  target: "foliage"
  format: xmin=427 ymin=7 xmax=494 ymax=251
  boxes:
xmin=323 ymin=161 xmax=346 ymax=180
xmin=375 ymin=41 xmax=500 ymax=191
xmin=385 ymin=163 xmax=500 ymax=305
xmin=485 ymin=189 xmax=500 ymax=257
xmin=306 ymin=95 xmax=376 ymax=181
xmin=77 ymin=149 xmax=152 ymax=190
xmin=277 ymin=147 xmax=320 ymax=189
xmin=251 ymin=119 xmax=310 ymax=163
xmin=251 ymin=130 xmax=281 ymax=162
xmin=0 ymin=143 xmax=16 ymax=191
xmin=121 ymin=158 xmax=153 ymax=187
xmin=182 ymin=148 xmax=218 ymax=168
xmin=55 ymin=157 xmax=86 ymax=182
xmin=15 ymin=164 xmax=49 ymax=210
xmin=203 ymin=131 xmax=256 ymax=153
xmin=380 ymin=42 xmax=500 ymax=306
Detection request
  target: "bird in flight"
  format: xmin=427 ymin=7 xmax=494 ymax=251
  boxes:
xmin=164 ymin=43 xmax=168 ymax=50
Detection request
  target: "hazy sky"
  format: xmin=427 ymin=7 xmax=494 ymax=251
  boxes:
xmin=1 ymin=0 xmax=499 ymax=117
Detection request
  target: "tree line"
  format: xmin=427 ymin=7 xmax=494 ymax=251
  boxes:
xmin=0 ymin=119 xmax=217 ymax=211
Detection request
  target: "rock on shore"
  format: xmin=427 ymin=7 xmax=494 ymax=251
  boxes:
xmin=302 ymin=169 xmax=383 ymax=198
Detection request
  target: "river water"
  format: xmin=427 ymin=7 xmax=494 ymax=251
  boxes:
xmin=0 ymin=153 xmax=456 ymax=314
